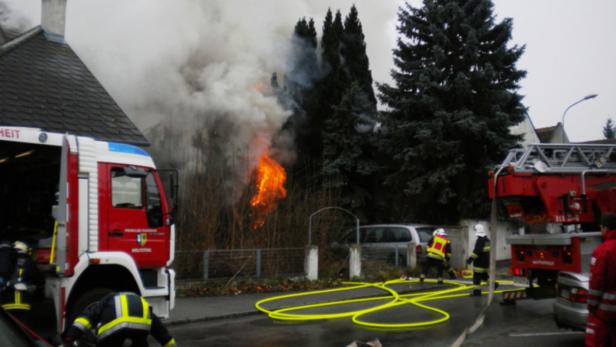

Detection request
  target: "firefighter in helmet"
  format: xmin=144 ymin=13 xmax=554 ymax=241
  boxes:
xmin=585 ymin=213 xmax=616 ymax=347
xmin=466 ymin=224 xmax=495 ymax=296
xmin=0 ymin=241 xmax=43 ymax=326
xmin=63 ymin=292 xmax=176 ymax=347
xmin=420 ymin=228 xmax=452 ymax=284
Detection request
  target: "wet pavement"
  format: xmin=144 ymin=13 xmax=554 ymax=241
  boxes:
xmin=167 ymin=281 xmax=584 ymax=346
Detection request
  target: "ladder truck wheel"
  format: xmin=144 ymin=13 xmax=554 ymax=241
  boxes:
xmin=66 ymin=287 xmax=113 ymax=346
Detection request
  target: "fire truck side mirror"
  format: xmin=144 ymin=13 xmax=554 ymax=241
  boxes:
xmin=158 ymin=169 xmax=179 ymax=222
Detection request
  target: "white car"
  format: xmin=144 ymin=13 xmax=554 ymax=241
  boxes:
xmin=337 ymin=224 xmax=435 ymax=265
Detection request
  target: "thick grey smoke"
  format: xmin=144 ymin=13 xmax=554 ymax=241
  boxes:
xmin=0 ymin=0 xmax=400 ymax=200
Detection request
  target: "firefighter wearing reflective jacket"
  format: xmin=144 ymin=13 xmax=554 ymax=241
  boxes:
xmin=420 ymin=228 xmax=452 ymax=284
xmin=585 ymin=213 xmax=616 ymax=347
xmin=466 ymin=224 xmax=494 ymax=296
xmin=0 ymin=241 xmax=43 ymax=327
xmin=63 ymin=292 xmax=176 ymax=347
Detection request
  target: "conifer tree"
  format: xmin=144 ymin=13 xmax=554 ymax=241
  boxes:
xmin=378 ymin=0 xmax=527 ymax=223
xmin=284 ymin=17 xmax=320 ymax=176
xmin=342 ymin=5 xmax=377 ymax=107
xmin=322 ymin=83 xmax=380 ymax=214
xmin=603 ymin=118 xmax=615 ymax=139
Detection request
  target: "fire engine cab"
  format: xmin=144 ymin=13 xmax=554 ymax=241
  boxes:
xmin=0 ymin=126 xmax=176 ymax=334
xmin=488 ymin=143 xmax=615 ymax=291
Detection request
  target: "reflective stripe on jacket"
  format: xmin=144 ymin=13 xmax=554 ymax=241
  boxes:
xmin=0 ymin=255 xmax=41 ymax=311
xmin=96 ymin=294 xmax=152 ymax=339
xmin=72 ymin=293 xmax=151 ymax=341
xmin=427 ymin=235 xmax=450 ymax=260
xmin=67 ymin=292 xmax=174 ymax=346
xmin=470 ymin=236 xmax=490 ymax=271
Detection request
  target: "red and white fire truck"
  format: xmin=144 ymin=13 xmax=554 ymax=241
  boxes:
xmin=0 ymin=126 xmax=176 ymax=333
xmin=488 ymin=143 xmax=615 ymax=291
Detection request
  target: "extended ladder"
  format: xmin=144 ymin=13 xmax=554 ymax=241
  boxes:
xmin=497 ymin=143 xmax=616 ymax=174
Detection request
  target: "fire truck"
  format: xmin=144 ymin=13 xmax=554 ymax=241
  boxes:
xmin=488 ymin=143 xmax=615 ymax=293
xmin=0 ymin=126 xmax=176 ymax=334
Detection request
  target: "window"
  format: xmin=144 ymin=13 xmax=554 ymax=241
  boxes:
xmin=364 ymin=228 xmax=384 ymax=243
xmin=146 ymin=173 xmax=163 ymax=228
xmin=392 ymin=228 xmax=412 ymax=242
xmin=416 ymin=227 xmax=434 ymax=243
xmin=111 ymin=169 xmax=143 ymax=208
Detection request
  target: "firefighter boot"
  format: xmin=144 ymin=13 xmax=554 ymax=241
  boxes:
xmin=419 ymin=274 xmax=425 ymax=284
xmin=472 ymin=289 xmax=481 ymax=296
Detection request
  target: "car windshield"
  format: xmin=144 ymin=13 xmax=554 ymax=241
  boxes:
xmin=416 ymin=227 xmax=434 ymax=243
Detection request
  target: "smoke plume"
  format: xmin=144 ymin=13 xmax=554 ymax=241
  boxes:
xmin=0 ymin=0 xmax=400 ymax=201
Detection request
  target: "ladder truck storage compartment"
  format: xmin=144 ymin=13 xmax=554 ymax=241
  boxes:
xmin=488 ymin=143 xmax=615 ymax=293
xmin=0 ymin=127 xmax=177 ymax=337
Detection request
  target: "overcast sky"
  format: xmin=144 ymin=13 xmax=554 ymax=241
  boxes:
xmin=2 ymin=0 xmax=615 ymax=142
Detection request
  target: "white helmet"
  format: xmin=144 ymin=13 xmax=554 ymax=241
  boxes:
xmin=474 ymin=224 xmax=487 ymax=237
xmin=13 ymin=241 xmax=29 ymax=254
xmin=434 ymin=228 xmax=446 ymax=236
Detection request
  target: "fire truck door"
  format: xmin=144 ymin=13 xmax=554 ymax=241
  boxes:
xmin=100 ymin=164 xmax=169 ymax=268
xmin=53 ymin=136 xmax=69 ymax=274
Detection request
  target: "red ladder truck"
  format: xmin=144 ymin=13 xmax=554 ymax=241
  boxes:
xmin=0 ymin=126 xmax=177 ymax=337
xmin=488 ymin=143 xmax=616 ymax=295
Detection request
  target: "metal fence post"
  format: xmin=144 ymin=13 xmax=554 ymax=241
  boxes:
xmin=203 ymin=250 xmax=209 ymax=280
xmin=256 ymin=249 xmax=262 ymax=278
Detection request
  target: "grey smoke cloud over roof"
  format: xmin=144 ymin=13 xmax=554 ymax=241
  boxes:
xmin=2 ymin=0 xmax=614 ymax=145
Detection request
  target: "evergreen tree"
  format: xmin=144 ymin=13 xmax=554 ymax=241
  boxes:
xmin=322 ymin=83 xmax=380 ymax=215
xmin=603 ymin=118 xmax=615 ymax=139
xmin=342 ymin=5 xmax=377 ymax=108
xmin=288 ymin=18 xmax=318 ymax=89
xmin=283 ymin=17 xmax=320 ymax=176
xmin=378 ymin=0 xmax=527 ymax=223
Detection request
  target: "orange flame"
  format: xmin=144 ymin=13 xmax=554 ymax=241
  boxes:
xmin=250 ymin=152 xmax=287 ymax=230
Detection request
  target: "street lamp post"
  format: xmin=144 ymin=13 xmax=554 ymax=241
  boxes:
xmin=561 ymin=94 xmax=598 ymax=142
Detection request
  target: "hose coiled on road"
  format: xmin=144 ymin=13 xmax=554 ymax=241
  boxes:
xmin=256 ymin=278 xmax=524 ymax=330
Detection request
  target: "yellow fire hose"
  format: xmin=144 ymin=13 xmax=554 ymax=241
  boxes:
xmin=256 ymin=278 xmax=525 ymax=330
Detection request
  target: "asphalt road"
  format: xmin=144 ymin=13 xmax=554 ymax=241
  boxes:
xmin=169 ymin=293 xmax=584 ymax=347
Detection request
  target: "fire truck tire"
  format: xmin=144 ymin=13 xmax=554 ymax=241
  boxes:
xmin=66 ymin=287 xmax=113 ymax=345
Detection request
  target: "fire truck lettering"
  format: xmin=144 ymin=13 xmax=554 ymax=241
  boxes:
xmin=531 ymin=260 xmax=555 ymax=266
xmin=125 ymin=228 xmax=157 ymax=233
xmin=0 ymin=128 xmax=20 ymax=138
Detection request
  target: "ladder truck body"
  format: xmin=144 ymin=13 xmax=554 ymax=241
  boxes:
xmin=488 ymin=143 xmax=616 ymax=290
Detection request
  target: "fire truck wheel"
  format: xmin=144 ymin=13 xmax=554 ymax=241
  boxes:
xmin=67 ymin=288 xmax=113 ymax=344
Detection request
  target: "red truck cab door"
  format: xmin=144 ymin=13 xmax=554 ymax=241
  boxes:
xmin=98 ymin=163 xmax=170 ymax=268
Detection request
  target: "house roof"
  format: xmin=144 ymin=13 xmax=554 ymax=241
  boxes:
xmin=535 ymin=124 xmax=559 ymax=143
xmin=581 ymin=138 xmax=616 ymax=145
xmin=0 ymin=27 xmax=148 ymax=146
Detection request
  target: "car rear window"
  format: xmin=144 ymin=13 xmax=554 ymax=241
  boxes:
xmin=390 ymin=228 xmax=412 ymax=242
xmin=416 ymin=227 xmax=434 ymax=242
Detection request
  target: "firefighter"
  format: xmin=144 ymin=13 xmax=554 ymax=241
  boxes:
xmin=466 ymin=224 xmax=493 ymax=296
xmin=0 ymin=241 xmax=43 ymax=327
xmin=420 ymin=228 xmax=452 ymax=284
xmin=63 ymin=292 xmax=176 ymax=347
xmin=585 ymin=213 xmax=616 ymax=347
xmin=0 ymin=240 xmax=16 ymax=289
